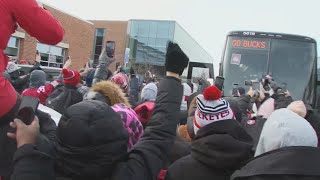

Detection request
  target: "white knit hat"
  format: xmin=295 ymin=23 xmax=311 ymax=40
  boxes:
xmin=194 ymin=86 xmax=235 ymax=135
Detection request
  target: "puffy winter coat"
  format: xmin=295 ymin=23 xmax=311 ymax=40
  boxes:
xmin=231 ymin=147 xmax=320 ymax=180
xmin=166 ymin=120 xmax=253 ymax=180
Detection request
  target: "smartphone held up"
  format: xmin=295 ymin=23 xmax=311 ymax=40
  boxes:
xmin=16 ymin=96 xmax=39 ymax=125
xmin=106 ymin=41 xmax=115 ymax=58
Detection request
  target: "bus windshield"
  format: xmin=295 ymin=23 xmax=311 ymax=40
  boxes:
xmin=222 ymin=36 xmax=316 ymax=100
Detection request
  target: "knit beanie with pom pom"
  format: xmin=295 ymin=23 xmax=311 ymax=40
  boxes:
xmin=194 ymin=85 xmax=235 ymax=134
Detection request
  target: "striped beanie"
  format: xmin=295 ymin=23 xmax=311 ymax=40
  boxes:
xmin=194 ymin=86 xmax=235 ymax=134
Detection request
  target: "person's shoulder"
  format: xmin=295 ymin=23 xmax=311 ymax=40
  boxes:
xmin=44 ymin=83 xmax=54 ymax=88
xmin=55 ymin=176 xmax=72 ymax=180
xmin=168 ymin=155 xmax=193 ymax=170
xmin=167 ymin=155 xmax=199 ymax=180
xmin=21 ymin=88 xmax=31 ymax=95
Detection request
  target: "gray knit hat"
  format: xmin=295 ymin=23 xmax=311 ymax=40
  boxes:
xmin=29 ymin=70 xmax=46 ymax=88
xmin=141 ymin=83 xmax=158 ymax=101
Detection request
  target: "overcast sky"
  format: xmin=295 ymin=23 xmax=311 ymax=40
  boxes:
xmin=40 ymin=0 xmax=319 ymax=72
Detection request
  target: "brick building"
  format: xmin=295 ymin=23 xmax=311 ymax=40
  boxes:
xmin=5 ymin=3 xmax=95 ymax=71
xmin=89 ymin=20 xmax=128 ymax=72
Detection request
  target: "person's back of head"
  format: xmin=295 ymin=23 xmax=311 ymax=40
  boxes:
xmin=255 ymin=108 xmax=318 ymax=157
xmin=85 ymin=80 xmax=130 ymax=107
xmin=193 ymin=85 xmax=235 ymax=134
xmin=287 ymin=101 xmax=307 ymax=118
xmin=141 ymin=82 xmax=158 ymax=102
xmin=62 ymin=68 xmax=80 ymax=87
xmin=29 ymin=70 xmax=46 ymax=88
xmin=176 ymin=86 xmax=253 ymax=174
xmin=55 ymin=100 xmax=128 ymax=179
xmin=111 ymin=72 xmax=129 ymax=93
xmin=112 ymin=103 xmax=144 ymax=150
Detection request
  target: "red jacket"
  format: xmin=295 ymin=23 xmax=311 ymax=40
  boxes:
xmin=22 ymin=84 xmax=55 ymax=105
xmin=0 ymin=0 xmax=64 ymax=72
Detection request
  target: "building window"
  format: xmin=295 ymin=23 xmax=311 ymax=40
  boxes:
xmin=5 ymin=37 xmax=20 ymax=59
xmin=93 ymin=28 xmax=105 ymax=63
xmin=36 ymin=43 xmax=66 ymax=68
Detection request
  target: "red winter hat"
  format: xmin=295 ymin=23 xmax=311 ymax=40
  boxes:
xmin=62 ymin=68 xmax=80 ymax=86
xmin=111 ymin=73 xmax=128 ymax=91
xmin=0 ymin=76 xmax=17 ymax=118
xmin=134 ymin=101 xmax=155 ymax=127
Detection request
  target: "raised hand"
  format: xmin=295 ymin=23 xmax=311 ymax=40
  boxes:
xmin=35 ymin=51 xmax=41 ymax=63
xmin=63 ymin=56 xmax=72 ymax=69
xmin=165 ymin=41 xmax=189 ymax=77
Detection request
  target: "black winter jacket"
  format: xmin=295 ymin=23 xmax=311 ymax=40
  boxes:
xmin=235 ymin=95 xmax=252 ymax=123
xmin=0 ymin=110 xmax=57 ymax=180
xmin=165 ymin=120 xmax=253 ymax=180
xmin=165 ymin=136 xmax=191 ymax=168
xmin=46 ymin=85 xmax=83 ymax=114
xmin=4 ymin=72 xmax=29 ymax=94
xmin=271 ymin=94 xmax=293 ymax=110
xmin=10 ymin=77 xmax=183 ymax=180
xmin=231 ymin=146 xmax=320 ymax=180
xmin=306 ymin=110 xmax=320 ymax=146
xmin=129 ymin=76 xmax=139 ymax=105
xmin=241 ymin=116 xmax=267 ymax=151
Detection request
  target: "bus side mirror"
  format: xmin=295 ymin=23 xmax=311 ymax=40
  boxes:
xmin=316 ymin=82 xmax=320 ymax=111
xmin=219 ymin=63 xmax=222 ymax=76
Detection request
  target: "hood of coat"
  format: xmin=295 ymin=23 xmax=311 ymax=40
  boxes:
xmin=112 ymin=103 xmax=144 ymax=150
xmin=255 ymin=108 xmax=318 ymax=157
xmin=191 ymin=120 xmax=253 ymax=171
xmin=232 ymin=146 xmax=320 ymax=179
xmin=55 ymin=100 xmax=128 ymax=178
xmin=91 ymin=80 xmax=130 ymax=107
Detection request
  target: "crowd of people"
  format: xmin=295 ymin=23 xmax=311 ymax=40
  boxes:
xmin=1 ymin=1 xmax=320 ymax=180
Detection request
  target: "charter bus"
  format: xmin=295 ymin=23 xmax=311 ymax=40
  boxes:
xmin=219 ymin=31 xmax=318 ymax=108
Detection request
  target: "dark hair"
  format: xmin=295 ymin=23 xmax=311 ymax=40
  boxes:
xmin=85 ymin=69 xmax=96 ymax=87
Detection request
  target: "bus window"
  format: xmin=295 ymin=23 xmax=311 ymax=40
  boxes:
xmin=186 ymin=62 xmax=214 ymax=81
xmin=269 ymin=39 xmax=316 ymax=100
xmin=221 ymin=32 xmax=317 ymax=105
xmin=191 ymin=67 xmax=210 ymax=80
xmin=222 ymin=37 xmax=270 ymax=96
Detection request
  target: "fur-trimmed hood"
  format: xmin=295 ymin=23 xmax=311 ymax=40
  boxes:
xmin=89 ymin=81 xmax=131 ymax=107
